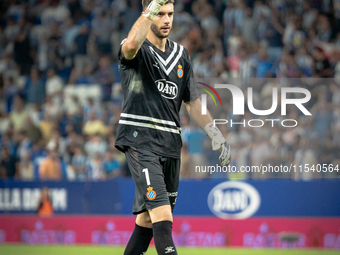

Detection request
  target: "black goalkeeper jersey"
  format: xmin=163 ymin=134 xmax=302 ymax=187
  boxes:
xmin=115 ymin=38 xmax=199 ymax=158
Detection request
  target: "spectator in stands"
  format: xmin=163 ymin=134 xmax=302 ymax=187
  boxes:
xmin=62 ymin=95 xmax=82 ymax=117
xmin=103 ymin=150 xmax=121 ymax=179
xmin=122 ymin=0 xmax=141 ymax=35
xmin=30 ymin=142 xmax=48 ymax=167
xmin=293 ymin=136 xmax=319 ymax=180
xmin=45 ymin=68 xmax=64 ymax=103
xmin=73 ymin=23 xmax=90 ymax=71
xmin=312 ymin=47 xmax=332 ymax=78
xmin=62 ymin=18 xmax=79 ymax=56
xmin=295 ymin=47 xmax=313 ymax=77
xmin=250 ymin=134 xmax=272 ymax=178
xmin=92 ymin=10 xmax=112 ymax=54
xmin=0 ymin=112 xmax=11 ymax=136
xmin=3 ymin=77 xmax=18 ymax=113
xmin=29 ymin=103 xmax=44 ymax=127
xmin=84 ymin=134 xmax=107 ymax=159
xmin=26 ymin=67 xmax=46 ymax=104
xmin=317 ymin=14 xmax=332 ymax=42
xmin=0 ymin=146 xmax=18 ymax=178
xmin=241 ymin=7 xmax=256 ymax=43
xmin=312 ymin=99 xmax=333 ymax=139
xmin=41 ymin=0 xmax=70 ymax=26
xmin=278 ymin=51 xmax=301 ymax=78
xmin=16 ymin=130 xmax=32 ymax=163
xmin=83 ymin=111 xmax=107 ymax=136
xmin=266 ymin=9 xmax=284 ymax=61
xmin=46 ymin=129 xmax=66 ymax=159
xmin=19 ymin=154 xmax=33 ymax=180
xmin=0 ymin=54 xmax=18 ymax=80
xmin=94 ymin=56 xmax=115 ymax=101
xmin=25 ymin=117 xmax=43 ymax=145
xmin=10 ymin=95 xmax=29 ymax=132
xmin=13 ymin=27 xmax=33 ymax=75
xmin=39 ymin=149 xmax=62 ymax=180
xmin=83 ymin=97 xmax=102 ymax=122
xmin=179 ymin=143 xmax=190 ymax=178
xmin=39 ymin=113 xmax=55 ymax=141
xmin=302 ymin=2 xmax=318 ymax=30
xmin=72 ymin=64 xmax=95 ymax=85
xmin=87 ymin=153 xmax=105 ymax=180
xmin=71 ymin=146 xmax=87 ymax=180
xmin=255 ymin=48 xmax=273 ymax=78
xmin=44 ymin=95 xmax=62 ymax=119
xmin=4 ymin=16 xmax=19 ymax=42
xmin=0 ymin=133 xmax=16 ymax=157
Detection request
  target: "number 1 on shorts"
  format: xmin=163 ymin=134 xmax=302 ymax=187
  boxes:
xmin=142 ymin=168 xmax=151 ymax=185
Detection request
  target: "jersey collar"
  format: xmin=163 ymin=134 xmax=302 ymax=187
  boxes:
xmin=145 ymin=38 xmax=172 ymax=54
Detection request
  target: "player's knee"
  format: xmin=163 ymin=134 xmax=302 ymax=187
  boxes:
xmin=149 ymin=205 xmax=173 ymax=223
xmin=143 ymin=214 xmax=152 ymax=226
xmin=136 ymin=212 xmax=153 ymax=228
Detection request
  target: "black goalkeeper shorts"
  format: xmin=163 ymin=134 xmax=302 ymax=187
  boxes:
xmin=125 ymin=146 xmax=180 ymax=215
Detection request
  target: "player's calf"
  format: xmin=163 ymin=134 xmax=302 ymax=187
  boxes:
xmin=149 ymin=205 xmax=177 ymax=255
xmin=123 ymin=222 xmax=153 ymax=255
xmin=153 ymin=221 xmax=177 ymax=255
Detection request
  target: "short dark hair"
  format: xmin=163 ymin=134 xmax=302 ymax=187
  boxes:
xmin=142 ymin=0 xmax=175 ymax=11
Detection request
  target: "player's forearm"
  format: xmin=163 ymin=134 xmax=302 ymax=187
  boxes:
xmin=122 ymin=15 xmax=153 ymax=60
xmin=186 ymin=98 xmax=214 ymax=130
xmin=186 ymin=98 xmax=231 ymax=166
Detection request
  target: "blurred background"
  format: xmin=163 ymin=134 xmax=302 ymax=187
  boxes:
xmin=0 ymin=0 xmax=340 ymax=252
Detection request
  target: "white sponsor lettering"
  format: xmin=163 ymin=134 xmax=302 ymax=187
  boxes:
xmin=173 ymin=223 xmax=226 ymax=247
xmin=91 ymin=221 xmax=131 ymax=245
xmin=324 ymin=233 xmax=340 ymax=249
xmin=155 ymin=79 xmax=178 ymax=99
xmin=0 ymin=188 xmax=67 ymax=211
xmin=21 ymin=221 xmax=76 ymax=244
xmin=0 ymin=230 xmax=5 ymax=243
xmin=51 ymin=189 xmax=67 ymax=211
xmin=243 ymin=223 xmax=306 ymax=248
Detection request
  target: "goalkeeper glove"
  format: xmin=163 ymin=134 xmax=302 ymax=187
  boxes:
xmin=142 ymin=0 xmax=169 ymax=21
xmin=204 ymin=122 xmax=231 ymax=167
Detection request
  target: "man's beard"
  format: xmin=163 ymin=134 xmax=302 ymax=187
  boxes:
xmin=151 ymin=24 xmax=170 ymax=39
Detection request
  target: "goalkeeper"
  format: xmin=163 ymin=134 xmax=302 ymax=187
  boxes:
xmin=115 ymin=0 xmax=231 ymax=254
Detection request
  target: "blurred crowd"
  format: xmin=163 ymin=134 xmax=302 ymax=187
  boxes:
xmin=0 ymin=0 xmax=339 ymax=181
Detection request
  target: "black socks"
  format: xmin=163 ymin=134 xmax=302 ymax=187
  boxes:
xmin=124 ymin=221 xmax=178 ymax=255
xmin=124 ymin=223 xmax=153 ymax=255
xmin=152 ymin=221 xmax=178 ymax=255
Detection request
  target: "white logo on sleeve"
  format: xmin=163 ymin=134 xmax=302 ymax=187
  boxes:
xmin=165 ymin=246 xmax=175 ymax=253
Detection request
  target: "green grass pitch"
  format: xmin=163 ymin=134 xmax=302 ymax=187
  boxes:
xmin=0 ymin=245 xmax=339 ymax=255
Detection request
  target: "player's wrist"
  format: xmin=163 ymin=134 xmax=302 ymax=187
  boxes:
xmin=204 ymin=122 xmax=223 ymax=140
xmin=142 ymin=1 xmax=163 ymax=21
xmin=204 ymin=122 xmax=227 ymax=151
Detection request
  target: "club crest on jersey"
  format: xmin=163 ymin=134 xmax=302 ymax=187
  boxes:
xmin=177 ymin=65 xmax=183 ymax=78
xmin=146 ymin=186 xmax=156 ymax=200
xmin=155 ymin=79 xmax=178 ymax=100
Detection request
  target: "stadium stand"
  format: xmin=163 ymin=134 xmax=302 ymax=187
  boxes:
xmin=0 ymin=0 xmax=339 ymax=180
